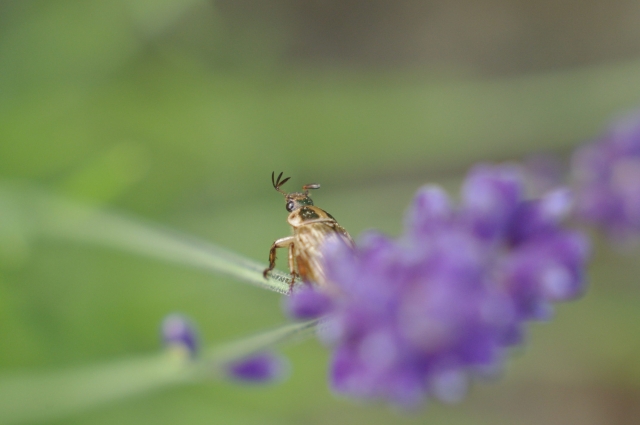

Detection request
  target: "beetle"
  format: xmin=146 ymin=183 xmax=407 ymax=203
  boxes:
xmin=263 ymin=172 xmax=354 ymax=289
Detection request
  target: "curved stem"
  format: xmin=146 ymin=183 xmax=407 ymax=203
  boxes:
xmin=0 ymin=319 xmax=319 ymax=424
xmin=0 ymin=353 xmax=187 ymax=425
xmin=197 ymin=318 xmax=319 ymax=376
xmin=9 ymin=185 xmax=293 ymax=294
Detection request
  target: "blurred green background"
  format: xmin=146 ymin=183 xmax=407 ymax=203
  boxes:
xmin=1 ymin=1 xmax=640 ymax=424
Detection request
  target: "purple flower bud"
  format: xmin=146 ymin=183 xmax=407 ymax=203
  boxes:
xmin=285 ymin=285 xmax=334 ymax=320
xmin=572 ymin=110 xmax=640 ymax=239
xmin=225 ymin=352 xmax=289 ymax=383
xmin=161 ymin=314 xmax=198 ymax=357
xmin=405 ymin=185 xmax=452 ymax=235
xmin=502 ymin=230 xmax=589 ymax=319
xmin=462 ymin=164 xmax=524 ymax=240
xmin=508 ymin=188 xmax=573 ymax=244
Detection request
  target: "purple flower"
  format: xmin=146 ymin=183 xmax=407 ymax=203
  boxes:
xmin=285 ymin=285 xmax=335 ymax=320
xmin=461 ymin=164 xmax=523 ymax=240
xmin=285 ymin=164 xmax=590 ymax=407
xmin=572 ymin=110 xmax=640 ymax=239
xmin=225 ymin=352 xmax=289 ymax=383
xmin=161 ymin=314 xmax=199 ymax=358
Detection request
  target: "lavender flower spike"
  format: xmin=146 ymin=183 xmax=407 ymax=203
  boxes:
xmin=285 ymin=164 xmax=590 ymax=407
xmin=572 ymin=109 xmax=640 ymax=240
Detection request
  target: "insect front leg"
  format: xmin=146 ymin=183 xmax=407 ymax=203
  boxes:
xmin=263 ymin=236 xmax=295 ymax=279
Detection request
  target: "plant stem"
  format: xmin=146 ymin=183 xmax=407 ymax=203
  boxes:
xmin=9 ymin=185 xmax=293 ymax=294
xmin=0 ymin=319 xmax=319 ymax=424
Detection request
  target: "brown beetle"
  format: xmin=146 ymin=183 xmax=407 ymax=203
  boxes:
xmin=263 ymin=172 xmax=354 ymax=288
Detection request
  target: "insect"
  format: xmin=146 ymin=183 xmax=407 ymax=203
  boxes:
xmin=263 ymin=172 xmax=354 ymax=289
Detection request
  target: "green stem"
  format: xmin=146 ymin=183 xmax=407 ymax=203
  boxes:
xmin=198 ymin=318 xmax=320 ymax=375
xmin=0 ymin=319 xmax=319 ymax=424
xmin=0 ymin=353 xmax=186 ymax=425
xmin=10 ymin=184 xmax=293 ymax=294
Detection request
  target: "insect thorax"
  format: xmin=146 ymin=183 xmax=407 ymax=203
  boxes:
xmin=287 ymin=206 xmax=335 ymax=228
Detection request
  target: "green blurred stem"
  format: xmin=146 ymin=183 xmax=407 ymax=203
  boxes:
xmin=0 ymin=353 xmax=185 ymax=425
xmin=0 ymin=318 xmax=319 ymax=425
xmin=16 ymin=185 xmax=293 ymax=294
xmin=199 ymin=317 xmax=320 ymax=375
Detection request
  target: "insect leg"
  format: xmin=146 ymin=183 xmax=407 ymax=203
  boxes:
xmin=263 ymin=236 xmax=295 ymax=279
xmin=288 ymin=242 xmax=298 ymax=288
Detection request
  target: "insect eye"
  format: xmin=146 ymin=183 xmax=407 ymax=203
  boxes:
xmin=286 ymin=201 xmax=295 ymax=212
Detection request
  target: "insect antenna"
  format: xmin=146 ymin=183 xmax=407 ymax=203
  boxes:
xmin=302 ymin=183 xmax=320 ymax=195
xmin=272 ymin=171 xmax=291 ymax=194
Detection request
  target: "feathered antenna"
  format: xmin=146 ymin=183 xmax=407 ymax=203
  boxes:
xmin=272 ymin=171 xmax=291 ymax=195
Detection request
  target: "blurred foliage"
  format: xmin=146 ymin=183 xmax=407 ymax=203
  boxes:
xmin=1 ymin=1 xmax=640 ymax=424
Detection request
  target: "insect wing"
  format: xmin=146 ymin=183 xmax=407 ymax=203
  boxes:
xmin=294 ymin=221 xmax=352 ymax=286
